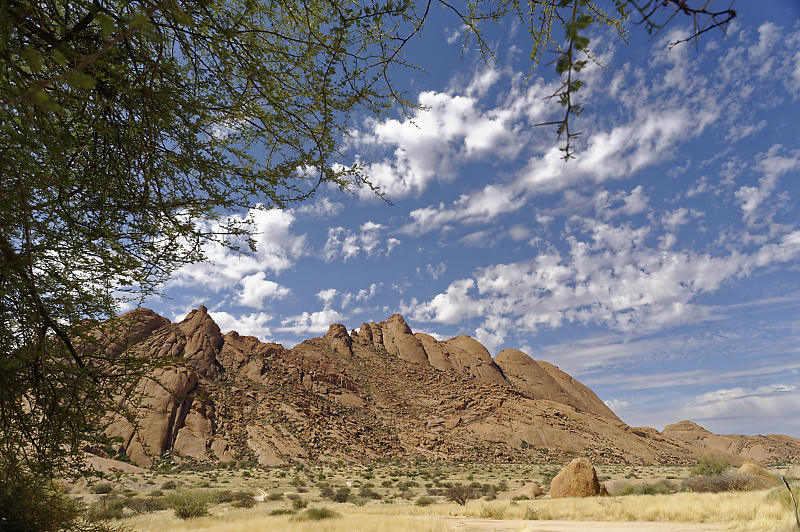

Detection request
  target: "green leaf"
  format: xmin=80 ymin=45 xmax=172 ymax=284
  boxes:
xmin=22 ymin=47 xmax=42 ymax=73
xmin=65 ymin=71 xmax=97 ymax=90
xmin=95 ymin=12 xmax=117 ymax=37
xmin=52 ymin=49 xmax=67 ymax=66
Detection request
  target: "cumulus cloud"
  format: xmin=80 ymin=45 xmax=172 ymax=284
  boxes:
xmin=348 ymin=69 xmax=557 ymax=200
xmin=404 ymin=220 xmax=800 ymax=341
xmin=170 ymin=207 xmax=305 ymax=292
xmin=323 ymin=221 xmax=396 ymax=261
xmin=238 ymin=272 xmax=290 ymax=308
xmin=735 ymin=144 xmax=800 ymax=224
xmin=208 ymin=310 xmax=274 ymax=340
xmin=277 ymin=307 xmax=344 ymax=335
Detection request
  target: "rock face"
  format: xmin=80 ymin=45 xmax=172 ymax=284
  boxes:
xmin=99 ymin=307 xmax=800 ymax=468
xmin=550 ymin=458 xmax=608 ymax=498
xmin=662 ymin=421 xmax=800 ymax=464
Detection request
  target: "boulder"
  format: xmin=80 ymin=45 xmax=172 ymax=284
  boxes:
xmin=498 ymin=482 xmax=543 ymax=500
xmin=381 ymin=314 xmax=428 ymax=365
xmin=441 ymin=335 xmax=506 ymax=385
xmin=173 ymin=401 xmax=214 ymax=460
xmin=324 ymin=323 xmax=353 ymax=357
xmin=550 ymin=458 xmax=608 ymax=498
xmin=118 ymin=366 xmax=199 ymax=466
xmin=415 ymin=333 xmax=453 ymax=371
xmin=178 ymin=306 xmax=223 ymax=377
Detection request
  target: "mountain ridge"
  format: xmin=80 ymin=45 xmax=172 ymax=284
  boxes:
xmin=101 ymin=306 xmax=800 ymax=468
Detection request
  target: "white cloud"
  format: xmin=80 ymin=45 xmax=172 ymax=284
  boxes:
xmin=735 ymin=144 xmax=800 ymax=223
xmin=323 ymin=222 xmax=395 ymax=261
xmin=349 ymin=69 xmax=557 ymax=200
xmin=277 ymin=307 xmax=344 ymax=335
xmin=316 ymin=288 xmax=338 ymax=305
xmin=403 ymin=220 xmax=800 ymax=339
xmin=294 ymin=197 xmax=344 ymax=217
xmin=209 ymin=310 xmax=274 ymax=340
xmin=238 ymin=272 xmax=290 ymax=308
xmin=169 ymin=207 xmax=305 ymax=292
xmin=678 ymin=383 xmax=800 ymax=424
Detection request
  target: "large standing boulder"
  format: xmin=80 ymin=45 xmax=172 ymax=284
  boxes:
xmin=324 ymin=323 xmax=353 ymax=357
xmin=550 ymin=457 xmax=608 ymax=498
xmin=381 ymin=314 xmax=428 ymax=365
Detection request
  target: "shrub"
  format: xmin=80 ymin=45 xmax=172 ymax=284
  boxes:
xmin=292 ymin=498 xmax=308 ymax=510
xmin=89 ymin=497 xmax=126 ymax=520
xmin=90 ymin=483 xmax=114 ymax=494
xmin=524 ymin=508 xmax=540 ymax=520
xmin=691 ymin=457 xmax=729 ymax=477
xmin=295 ymin=507 xmax=339 ymax=521
xmin=125 ymin=497 xmax=168 ymax=514
xmin=269 ymin=508 xmax=295 ymax=516
xmin=233 ymin=495 xmax=256 ymax=508
xmin=415 ymin=496 xmax=435 ymax=506
xmin=267 ymin=493 xmax=283 ymax=501
xmin=616 ymin=481 xmax=676 ymax=496
xmin=444 ymin=484 xmax=476 ymax=505
xmin=161 ymin=480 xmax=178 ymax=490
xmin=682 ymin=473 xmax=762 ymax=493
xmin=331 ymin=487 xmax=350 ymax=503
xmin=170 ymin=492 xmax=209 ymax=520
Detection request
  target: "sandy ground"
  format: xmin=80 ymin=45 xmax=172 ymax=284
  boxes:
xmin=441 ymin=518 xmax=731 ymax=531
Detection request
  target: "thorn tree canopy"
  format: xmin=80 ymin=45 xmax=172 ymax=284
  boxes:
xmin=0 ymin=0 xmax=733 ymax=529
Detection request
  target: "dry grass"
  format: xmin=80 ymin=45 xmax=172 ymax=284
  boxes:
xmin=121 ymin=488 xmax=799 ymax=532
xmin=89 ymin=462 xmax=800 ymax=532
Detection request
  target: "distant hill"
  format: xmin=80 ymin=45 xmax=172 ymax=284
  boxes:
xmin=101 ymin=307 xmax=800 ymax=467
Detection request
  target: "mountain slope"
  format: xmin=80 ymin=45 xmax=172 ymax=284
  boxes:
xmin=101 ymin=307 xmax=797 ymax=467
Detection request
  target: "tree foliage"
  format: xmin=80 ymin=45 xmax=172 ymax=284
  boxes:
xmin=0 ymin=0 xmax=734 ymax=529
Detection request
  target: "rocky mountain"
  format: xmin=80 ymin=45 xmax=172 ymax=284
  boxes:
xmin=101 ymin=307 xmax=800 ymax=467
xmin=662 ymin=421 xmax=800 ymax=464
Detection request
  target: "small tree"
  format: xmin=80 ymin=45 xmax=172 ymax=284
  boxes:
xmin=445 ymin=484 xmax=477 ymax=506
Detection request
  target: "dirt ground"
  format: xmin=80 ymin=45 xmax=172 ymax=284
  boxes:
xmin=442 ymin=518 xmax=730 ymax=531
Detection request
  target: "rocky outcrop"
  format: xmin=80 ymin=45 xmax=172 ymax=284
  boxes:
xmin=97 ymin=307 xmax=800 ymax=468
xmin=550 ymin=458 xmax=608 ymax=498
xmin=324 ymin=324 xmax=353 ymax=357
xmin=662 ymin=421 xmax=800 ymax=464
xmin=107 ymin=365 xmax=199 ymax=466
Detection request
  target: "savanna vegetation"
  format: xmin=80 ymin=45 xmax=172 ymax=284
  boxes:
xmin=55 ymin=460 xmax=800 ymax=532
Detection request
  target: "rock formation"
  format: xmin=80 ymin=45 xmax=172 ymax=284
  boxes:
xmin=97 ymin=307 xmax=800 ymax=468
xmin=549 ymin=457 xmax=608 ymax=498
xmin=662 ymin=420 xmax=800 ymax=464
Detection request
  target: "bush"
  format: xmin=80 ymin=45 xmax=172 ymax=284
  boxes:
xmin=161 ymin=480 xmax=178 ymax=490
xmin=269 ymin=508 xmax=295 ymax=515
xmin=90 ymin=483 xmax=114 ymax=494
xmin=90 ymin=496 xmax=126 ymax=520
xmin=267 ymin=492 xmax=283 ymax=501
xmin=415 ymin=496 xmax=435 ymax=506
xmin=295 ymin=507 xmax=339 ymax=521
xmin=524 ymin=507 xmax=540 ymax=520
xmin=682 ymin=473 xmax=762 ymax=493
xmin=292 ymin=498 xmax=308 ymax=510
xmin=233 ymin=495 xmax=256 ymax=508
xmin=691 ymin=457 xmax=729 ymax=477
xmin=616 ymin=481 xmax=676 ymax=496
xmin=444 ymin=484 xmax=476 ymax=505
xmin=170 ymin=492 xmax=209 ymax=520
xmin=331 ymin=487 xmax=351 ymax=503
xmin=125 ymin=496 xmax=169 ymax=514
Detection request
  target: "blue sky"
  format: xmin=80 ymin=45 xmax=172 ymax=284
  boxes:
xmin=143 ymin=2 xmax=800 ymax=437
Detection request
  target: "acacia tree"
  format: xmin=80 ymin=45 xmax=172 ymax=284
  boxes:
xmin=0 ymin=0 xmax=733 ymax=530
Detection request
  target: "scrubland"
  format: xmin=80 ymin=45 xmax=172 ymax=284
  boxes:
xmin=67 ymin=461 xmax=800 ymax=532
